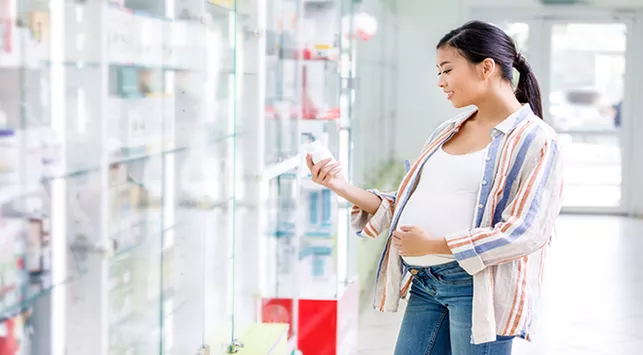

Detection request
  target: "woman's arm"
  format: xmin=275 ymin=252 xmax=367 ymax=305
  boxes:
xmin=306 ymin=154 xmax=397 ymax=239
xmin=335 ymin=183 xmax=382 ymax=215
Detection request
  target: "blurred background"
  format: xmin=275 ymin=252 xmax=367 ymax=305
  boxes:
xmin=0 ymin=0 xmax=642 ymax=354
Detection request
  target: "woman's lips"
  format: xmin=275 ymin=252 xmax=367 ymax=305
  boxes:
xmin=445 ymin=91 xmax=454 ymax=100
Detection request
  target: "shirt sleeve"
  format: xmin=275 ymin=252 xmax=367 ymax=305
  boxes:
xmin=351 ymin=156 xmax=419 ymax=239
xmin=351 ymin=190 xmax=396 ymax=239
xmin=445 ymin=138 xmax=564 ymax=275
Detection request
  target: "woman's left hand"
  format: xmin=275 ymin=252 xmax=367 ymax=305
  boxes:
xmin=392 ymin=226 xmax=452 ymax=257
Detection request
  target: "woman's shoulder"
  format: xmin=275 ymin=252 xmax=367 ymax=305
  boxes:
xmin=509 ymin=114 xmax=561 ymax=173
xmin=517 ymin=113 xmax=559 ymax=148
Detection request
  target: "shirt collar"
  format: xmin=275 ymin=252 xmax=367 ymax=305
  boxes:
xmin=494 ymin=104 xmax=533 ymax=134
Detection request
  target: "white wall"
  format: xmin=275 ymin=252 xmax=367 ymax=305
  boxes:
xmin=393 ymin=0 xmax=470 ymax=161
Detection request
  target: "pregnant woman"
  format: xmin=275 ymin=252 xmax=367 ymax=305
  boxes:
xmin=306 ymin=21 xmax=564 ymax=355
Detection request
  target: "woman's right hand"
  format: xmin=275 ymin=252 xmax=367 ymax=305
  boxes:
xmin=306 ymin=154 xmax=348 ymax=192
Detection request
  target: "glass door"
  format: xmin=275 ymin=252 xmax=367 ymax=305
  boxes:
xmin=546 ymin=21 xmax=628 ymax=211
xmin=474 ymin=11 xmax=636 ymax=214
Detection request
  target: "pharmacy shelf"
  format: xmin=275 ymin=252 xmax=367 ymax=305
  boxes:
xmin=45 ymin=132 xmax=237 ymax=181
xmin=108 ymin=221 xmax=166 ymax=263
xmin=0 ymin=0 xmax=359 ymax=352
xmin=0 ymin=184 xmax=42 ymax=206
xmin=0 ymin=284 xmax=53 ymax=321
xmin=260 ymin=154 xmax=302 ymax=181
xmin=0 ymin=269 xmax=84 ymax=323
xmin=43 ymin=61 xmax=258 ymax=77
xmin=109 ymin=200 xmax=232 ymax=264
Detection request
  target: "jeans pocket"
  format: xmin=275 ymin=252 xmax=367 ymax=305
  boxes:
xmin=437 ymin=269 xmax=473 ymax=285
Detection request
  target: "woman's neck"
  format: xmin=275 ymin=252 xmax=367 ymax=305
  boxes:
xmin=473 ymin=86 xmax=523 ymax=126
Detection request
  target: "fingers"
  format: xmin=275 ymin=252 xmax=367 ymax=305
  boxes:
xmin=311 ymin=158 xmax=333 ymax=181
xmin=318 ymin=162 xmax=341 ymax=183
xmin=392 ymin=235 xmax=402 ymax=249
xmin=320 ymin=163 xmax=342 ymax=183
xmin=305 ymin=154 xmax=314 ymax=171
xmin=395 ymin=245 xmax=408 ymax=256
xmin=398 ymin=225 xmax=415 ymax=232
xmin=392 ymin=230 xmax=407 ymax=239
xmin=392 ymin=235 xmax=405 ymax=254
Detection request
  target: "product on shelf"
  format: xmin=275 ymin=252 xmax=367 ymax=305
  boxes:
xmin=37 ymin=127 xmax=62 ymax=178
xmin=0 ymin=129 xmax=17 ymax=182
xmin=301 ymin=64 xmax=340 ymax=120
xmin=0 ymin=25 xmax=42 ymax=69
xmin=0 ymin=104 xmax=6 ymax=128
xmin=21 ymin=129 xmax=44 ymax=187
xmin=310 ymin=246 xmax=332 ymax=278
xmin=71 ymin=162 xmax=152 ymax=258
xmin=27 ymin=11 xmax=50 ymax=46
xmin=0 ymin=311 xmax=29 ymax=355
xmin=208 ymin=0 xmax=233 ymax=7
xmin=300 ymin=65 xmax=319 ymax=119
xmin=342 ymin=12 xmax=378 ymax=41
xmin=179 ymin=151 xmax=225 ymax=208
xmin=0 ymin=218 xmax=25 ymax=317
xmin=26 ymin=219 xmax=42 ymax=274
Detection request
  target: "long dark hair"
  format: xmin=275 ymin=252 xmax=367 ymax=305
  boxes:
xmin=437 ymin=21 xmax=543 ymax=118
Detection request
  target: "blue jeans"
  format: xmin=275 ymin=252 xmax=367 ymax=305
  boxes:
xmin=394 ymin=261 xmax=513 ymax=355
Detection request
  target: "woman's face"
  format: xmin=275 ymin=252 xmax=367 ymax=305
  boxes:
xmin=436 ymin=46 xmax=487 ymax=108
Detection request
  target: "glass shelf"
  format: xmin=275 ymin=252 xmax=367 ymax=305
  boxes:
xmin=0 ymin=285 xmax=52 ymax=322
xmin=43 ymin=133 xmax=236 ymax=181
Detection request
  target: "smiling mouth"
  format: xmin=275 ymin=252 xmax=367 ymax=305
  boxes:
xmin=445 ymin=92 xmax=454 ymax=100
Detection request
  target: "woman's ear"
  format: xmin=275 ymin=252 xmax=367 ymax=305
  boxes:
xmin=480 ymin=58 xmax=496 ymax=80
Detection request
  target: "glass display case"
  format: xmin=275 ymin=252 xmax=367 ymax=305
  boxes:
xmin=0 ymin=0 xmax=359 ymax=353
xmin=237 ymin=0 xmax=360 ymax=352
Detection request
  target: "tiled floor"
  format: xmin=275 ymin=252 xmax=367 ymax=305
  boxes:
xmin=357 ymin=215 xmax=643 ymax=354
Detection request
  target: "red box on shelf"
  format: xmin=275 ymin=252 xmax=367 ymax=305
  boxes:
xmin=261 ymin=281 xmax=359 ymax=355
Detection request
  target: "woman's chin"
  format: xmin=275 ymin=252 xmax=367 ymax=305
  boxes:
xmin=450 ymin=100 xmax=465 ymax=109
xmin=449 ymin=97 xmax=473 ymax=109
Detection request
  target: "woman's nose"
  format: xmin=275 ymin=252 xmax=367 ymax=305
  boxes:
xmin=437 ymin=77 xmax=447 ymax=88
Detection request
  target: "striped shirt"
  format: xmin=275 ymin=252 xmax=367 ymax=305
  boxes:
xmin=351 ymin=104 xmax=563 ymax=344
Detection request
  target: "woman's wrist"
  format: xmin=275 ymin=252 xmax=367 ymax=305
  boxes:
xmin=334 ymin=182 xmax=382 ymax=215
xmin=333 ymin=179 xmax=353 ymax=197
xmin=431 ymin=236 xmax=452 ymax=255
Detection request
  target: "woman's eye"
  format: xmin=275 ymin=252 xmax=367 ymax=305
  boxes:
xmin=437 ymin=69 xmax=452 ymax=76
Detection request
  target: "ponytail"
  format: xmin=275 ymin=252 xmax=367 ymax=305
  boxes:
xmin=513 ymin=54 xmax=543 ymax=119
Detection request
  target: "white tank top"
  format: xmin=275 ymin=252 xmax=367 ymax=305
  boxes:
xmin=399 ymin=145 xmax=487 ymax=267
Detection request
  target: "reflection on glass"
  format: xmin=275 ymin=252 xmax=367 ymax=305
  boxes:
xmin=549 ymin=23 xmax=626 ymax=132
xmin=549 ymin=23 xmax=626 ymax=208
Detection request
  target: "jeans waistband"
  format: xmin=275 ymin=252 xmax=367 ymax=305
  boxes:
xmin=404 ymin=260 xmax=463 ymax=276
